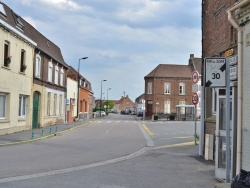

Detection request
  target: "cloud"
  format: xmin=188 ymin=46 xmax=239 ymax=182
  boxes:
xmin=22 ymin=16 xmax=37 ymax=29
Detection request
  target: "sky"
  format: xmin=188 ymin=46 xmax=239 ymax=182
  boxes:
xmin=2 ymin=0 xmax=201 ymax=102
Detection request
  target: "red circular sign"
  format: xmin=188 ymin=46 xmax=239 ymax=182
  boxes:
xmin=192 ymin=93 xmax=199 ymax=105
xmin=192 ymin=71 xmax=199 ymax=84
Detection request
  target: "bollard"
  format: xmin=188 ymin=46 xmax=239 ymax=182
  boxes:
xmin=31 ymin=132 xmax=35 ymax=139
xmin=55 ymin=127 xmax=58 ymax=132
xmin=49 ymin=128 xmax=52 ymax=134
xmin=41 ymin=129 xmax=44 ymax=136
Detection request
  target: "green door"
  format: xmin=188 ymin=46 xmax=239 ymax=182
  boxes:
xmin=32 ymin=92 xmax=39 ymax=129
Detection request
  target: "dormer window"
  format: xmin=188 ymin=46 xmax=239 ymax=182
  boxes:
xmin=13 ymin=12 xmax=24 ymax=30
xmin=0 ymin=4 xmax=6 ymax=16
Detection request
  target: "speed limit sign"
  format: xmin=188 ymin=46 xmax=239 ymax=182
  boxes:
xmin=192 ymin=93 xmax=199 ymax=105
xmin=205 ymin=58 xmax=226 ymax=87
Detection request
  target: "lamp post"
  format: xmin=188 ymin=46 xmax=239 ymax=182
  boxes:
xmin=77 ymin=57 xmax=88 ymax=119
xmin=107 ymin=88 xmax=111 ymax=113
xmin=100 ymin=80 xmax=107 ymax=117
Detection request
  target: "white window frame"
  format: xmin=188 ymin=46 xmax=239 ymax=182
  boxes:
xmin=18 ymin=95 xmax=27 ymax=118
xmin=0 ymin=93 xmax=6 ymax=119
xmin=48 ymin=61 xmax=53 ymax=82
xmin=60 ymin=68 xmax=64 ymax=86
xmin=35 ymin=54 xmax=41 ymax=78
xmin=147 ymin=82 xmax=152 ymax=94
xmin=59 ymin=95 xmax=62 ymax=115
xmin=179 ymin=82 xmax=186 ymax=95
xmin=47 ymin=92 xmax=51 ymax=115
xmin=164 ymin=100 xmax=170 ymax=114
xmin=54 ymin=65 xmax=59 ymax=85
xmin=164 ymin=82 xmax=171 ymax=94
xmin=54 ymin=94 xmax=57 ymax=115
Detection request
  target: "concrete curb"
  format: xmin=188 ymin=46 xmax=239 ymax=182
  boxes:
xmin=0 ymin=121 xmax=92 ymax=147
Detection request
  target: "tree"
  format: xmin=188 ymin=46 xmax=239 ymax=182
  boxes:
xmin=102 ymin=100 xmax=114 ymax=111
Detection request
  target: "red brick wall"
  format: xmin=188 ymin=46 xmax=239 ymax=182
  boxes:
xmin=144 ymin=76 xmax=192 ymax=115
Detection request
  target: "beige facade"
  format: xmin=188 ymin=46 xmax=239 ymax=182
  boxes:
xmin=0 ymin=21 xmax=36 ymax=135
xmin=66 ymin=77 xmax=77 ymax=122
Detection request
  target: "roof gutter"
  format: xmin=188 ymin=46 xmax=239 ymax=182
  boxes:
xmin=227 ymin=0 xmax=250 ymax=174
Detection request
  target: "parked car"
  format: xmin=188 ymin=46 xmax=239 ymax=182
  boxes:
xmin=137 ymin=112 xmax=143 ymax=117
xmin=95 ymin=110 xmax=106 ymax=117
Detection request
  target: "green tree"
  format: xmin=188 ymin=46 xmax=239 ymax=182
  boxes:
xmin=102 ymin=101 xmax=114 ymax=111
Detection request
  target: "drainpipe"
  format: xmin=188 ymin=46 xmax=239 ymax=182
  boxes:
xmin=227 ymin=0 xmax=249 ymax=174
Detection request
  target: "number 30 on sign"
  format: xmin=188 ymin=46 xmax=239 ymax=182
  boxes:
xmin=192 ymin=93 xmax=199 ymax=105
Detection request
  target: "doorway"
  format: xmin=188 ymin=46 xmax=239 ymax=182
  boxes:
xmin=32 ymin=91 xmax=40 ymax=129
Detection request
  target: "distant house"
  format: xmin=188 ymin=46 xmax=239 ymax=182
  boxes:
xmin=67 ymin=66 xmax=94 ymax=122
xmin=135 ymin=94 xmax=145 ymax=114
xmin=0 ymin=3 xmax=37 ymax=135
xmin=96 ymin=95 xmax=135 ymax=113
xmin=144 ymin=54 xmax=201 ymax=119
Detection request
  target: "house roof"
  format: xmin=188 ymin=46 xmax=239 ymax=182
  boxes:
xmin=0 ymin=2 xmax=68 ymax=68
xmin=145 ymin=64 xmax=192 ymax=79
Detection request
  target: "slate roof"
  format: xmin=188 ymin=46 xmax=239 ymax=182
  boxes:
xmin=145 ymin=64 xmax=192 ymax=79
xmin=0 ymin=2 xmax=67 ymax=68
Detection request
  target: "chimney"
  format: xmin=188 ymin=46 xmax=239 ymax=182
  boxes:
xmin=190 ymin=54 xmax=194 ymax=59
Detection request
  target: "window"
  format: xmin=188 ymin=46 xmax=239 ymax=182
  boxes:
xmin=0 ymin=93 xmax=6 ymax=119
xmin=13 ymin=12 xmax=24 ymax=30
xmin=59 ymin=95 xmax=62 ymax=115
xmin=47 ymin=92 xmax=51 ymax=115
xmin=54 ymin=65 xmax=59 ymax=85
xmin=230 ymin=26 xmax=236 ymax=45
xmin=179 ymin=82 xmax=186 ymax=95
xmin=20 ymin=50 xmax=26 ymax=72
xmin=164 ymin=100 xmax=170 ymax=114
xmin=35 ymin=54 xmax=41 ymax=78
xmin=48 ymin=62 xmax=53 ymax=82
xmin=147 ymin=82 xmax=152 ymax=94
xmin=18 ymin=95 xmax=26 ymax=118
xmin=60 ymin=68 xmax=64 ymax=86
xmin=4 ymin=40 xmax=10 ymax=67
xmin=54 ymin=94 xmax=57 ymax=115
xmin=164 ymin=82 xmax=171 ymax=94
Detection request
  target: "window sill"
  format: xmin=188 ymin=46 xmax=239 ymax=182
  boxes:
xmin=19 ymin=71 xmax=26 ymax=75
xmin=0 ymin=119 xmax=10 ymax=123
xmin=18 ymin=118 xmax=26 ymax=121
xmin=2 ymin=65 xmax=10 ymax=70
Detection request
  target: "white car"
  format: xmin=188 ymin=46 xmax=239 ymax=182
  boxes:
xmin=95 ymin=110 xmax=106 ymax=117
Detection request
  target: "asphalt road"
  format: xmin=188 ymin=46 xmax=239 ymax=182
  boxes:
xmin=0 ymin=114 xmax=216 ymax=188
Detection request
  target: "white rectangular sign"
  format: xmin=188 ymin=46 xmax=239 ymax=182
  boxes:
xmin=192 ymin=84 xmax=198 ymax=92
xmin=205 ymin=58 xmax=226 ymax=87
xmin=230 ymin=65 xmax=237 ymax=81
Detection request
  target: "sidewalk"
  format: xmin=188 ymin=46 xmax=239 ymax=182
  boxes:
xmin=0 ymin=119 xmax=92 ymax=146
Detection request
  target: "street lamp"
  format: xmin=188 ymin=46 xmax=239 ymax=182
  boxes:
xmin=100 ymin=80 xmax=107 ymax=117
xmin=77 ymin=57 xmax=88 ymax=118
xmin=107 ymin=88 xmax=111 ymax=113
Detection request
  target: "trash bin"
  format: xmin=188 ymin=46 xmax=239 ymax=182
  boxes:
xmin=231 ymin=169 xmax=250 ymax=188
xmin=169 ymin=115 xmax=175 ymax=121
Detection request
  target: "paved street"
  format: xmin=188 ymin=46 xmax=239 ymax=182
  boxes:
xmin=0 ymin=114 xmax=217 ymax=188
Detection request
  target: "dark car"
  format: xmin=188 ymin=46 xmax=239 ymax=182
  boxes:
xmin=137 ymin=112 xmax=143 ymax=117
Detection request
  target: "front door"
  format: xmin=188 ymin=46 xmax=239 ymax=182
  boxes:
xmin=215 ymin=96 xmax=232 ymax=179
xmin=147 ymin=100 xmax=153 ymax=116
xmin=32 ymin=91 xmax=40 ymax=129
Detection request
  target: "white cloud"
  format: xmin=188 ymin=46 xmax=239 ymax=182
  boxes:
xmin=23 ymin=16 xmax=37 ymax=29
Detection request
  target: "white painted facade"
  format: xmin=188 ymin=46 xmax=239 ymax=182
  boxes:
xmin=66 ymin=77 xmax=78 ymax=120
xmin=240 ymin=4 xmax=250 ymax=169
xmin=0 ymin=19 xmax=36 ymax=135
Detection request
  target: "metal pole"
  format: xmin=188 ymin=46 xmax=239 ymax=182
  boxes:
xmin=195 ymin=105 xmax=197 ymax=145
xmin=77 ymin=57 xmax=88 ymax=118
xmin=199 ymin=86 xmax=205 ymax=156
xmin=100 ymin=80 xmax=107 ymax=117
xmin=226 ymin=58 xmax=231 ymax=183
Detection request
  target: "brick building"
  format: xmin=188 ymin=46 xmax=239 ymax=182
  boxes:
xmin=144 ymin=57 xmax=201 ymax=120
xmin=202 ymin=0 xmax=247 ymax=181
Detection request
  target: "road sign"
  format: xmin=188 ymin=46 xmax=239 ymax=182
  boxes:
xmin=192 ymin=84 xmax=198 ymax=92
xmin=192 ymin=71 xmax=199 ymax=84
xmin=192 ymin=92 xmax=199 ymax=105
xmin=205 ymin=58 xmax=226 ymax=87
xmin=230 ymin=65 xmax=237 ymax=81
